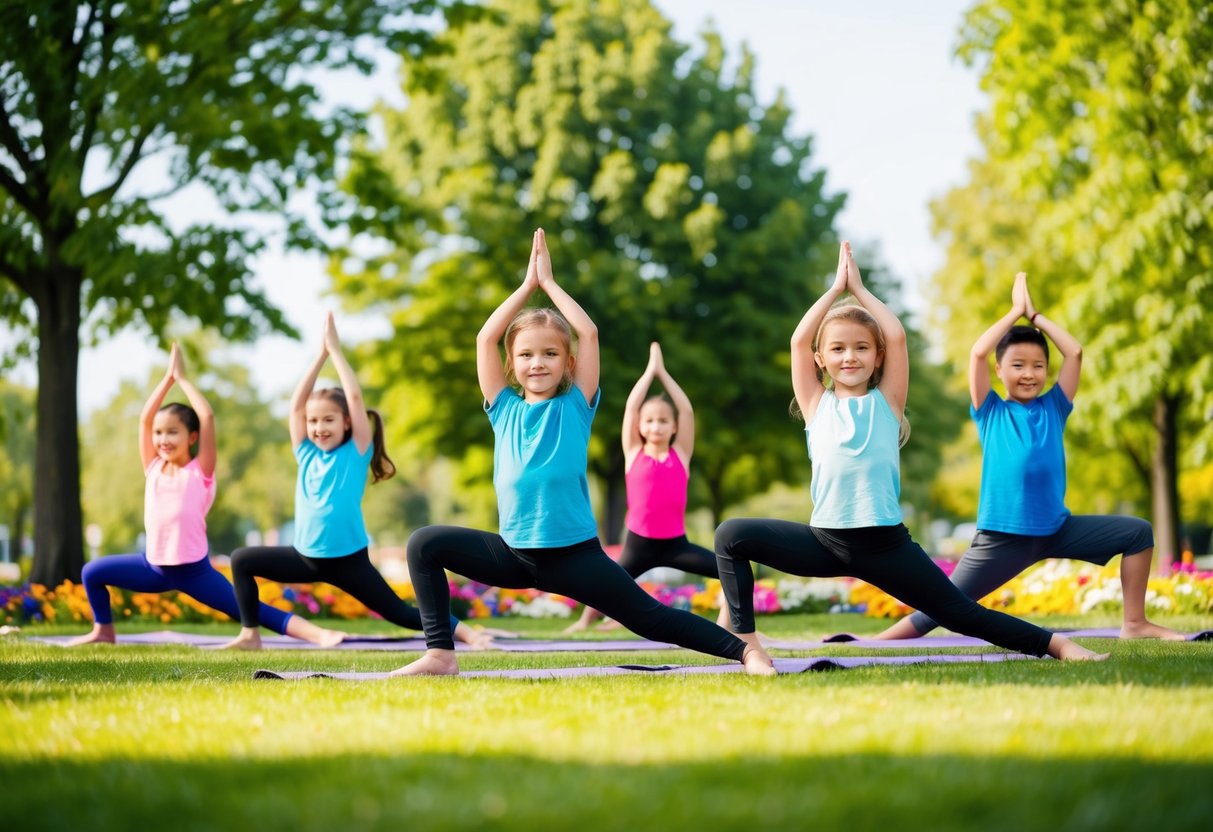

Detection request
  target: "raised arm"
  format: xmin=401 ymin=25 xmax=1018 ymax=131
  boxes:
xmin=290 ymin=329 xmax=329 ymax=449
xmin=139 ymin=345 xmax=181 ymax=470
xmin=324 ymin=313 xmax=372 ymax=454
xmin=791 ymin=243 xmax=849 ymax=422
xmin=170 ymin=348 xmax=217 ymax=477
xmin=1023 ymin=278 xmax=1082 ymax=401
xmin=844 ymin=242 xmax=908 ymax=419
xmin=621 ymin=344 xmax=659 ymax=464
xmin=534 ymin=228 xmax=599 ymax=404
xmin=969 ymin=272 xmax=1027 ymax=409
xmin=651 ymin=343 xmax=696 ymax=463
xmin=477 ymin=231 xmax=540 ymax=404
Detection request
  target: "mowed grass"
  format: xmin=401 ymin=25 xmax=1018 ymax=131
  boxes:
xmin=3 ymin=613 xmax=1212 ymax=832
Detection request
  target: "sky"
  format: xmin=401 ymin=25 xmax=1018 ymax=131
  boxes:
xmin=4 ymin=0 xmax=987 ymax=414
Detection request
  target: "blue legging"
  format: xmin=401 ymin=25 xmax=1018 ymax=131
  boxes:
xmin=81 ymin=553 xmax=292 ymax=633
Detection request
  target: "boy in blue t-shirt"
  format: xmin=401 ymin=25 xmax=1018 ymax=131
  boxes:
xmin=877 ymin=272 xmax=1182 ymax=641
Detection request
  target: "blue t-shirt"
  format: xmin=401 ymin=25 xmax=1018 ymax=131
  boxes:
xmin=293 ymin=439 xmax=373 ymax=558
xmin=807 ymin=389 xmax=903 ymax=528
xmin=973 ymin=384 xmax=1072 ymax=535
xmin=488 ymin=387 xmax=600 ymax=548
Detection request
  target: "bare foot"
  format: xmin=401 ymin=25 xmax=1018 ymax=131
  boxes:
xmin=1120 ymin=621 xmax=1187 ymax=641
xmin=742 ymin=644 xmax=777 ymax=676
xmin=594 ymin=618 xmax=623 ymax=632
xmin=462 ymin=630 xmax=495 ymax=651
xmin=285 ymin=616 xmax=346 ymax=647
xmin=65 ymin=624 xmax=116 ymax=646
xmin=210 ymin=628 xmax=263 ymax=651
xmin=389 ymin=649 xmax=459 ymax=676
xmin=1049 ymin=635 xmax=1110 ymax=661
xmin=562 ymin=620 xmax=589 ymax=635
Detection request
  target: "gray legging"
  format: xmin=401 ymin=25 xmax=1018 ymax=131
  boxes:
xmin=907 ymin=514 xmax=1153 ymax=634
xmin=715 ymin=519 xmax=1054 ymax=657
xmin=407 ymin=525 xmax=746 ymax=659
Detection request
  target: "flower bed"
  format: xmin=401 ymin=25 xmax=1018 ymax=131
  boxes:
xmin=5 ymin=559 xmax=1210 ymax=626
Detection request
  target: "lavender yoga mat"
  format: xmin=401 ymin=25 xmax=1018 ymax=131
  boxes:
xmin=766 ymin=627 xmax=1213 ymax=650
xmin=252 ymin=652 xmax=1033 ymax=681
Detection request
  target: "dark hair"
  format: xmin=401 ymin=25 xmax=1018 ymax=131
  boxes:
xmin=995 ymin=325 xmax=1049 ymax=363
xmin=639 ymin=394 xmax=678 ymax=442
xmin=309 ymin=388 xmax=397 ymax=483
xmin=157 ymin=403 xmax=201 ymax=457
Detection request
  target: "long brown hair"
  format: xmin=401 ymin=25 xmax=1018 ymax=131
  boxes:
xmin=309 ymin=388 xmax=397 ymax=483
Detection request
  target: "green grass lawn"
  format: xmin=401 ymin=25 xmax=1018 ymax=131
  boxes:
xmin=4 ymin=613 xmax=1212 ymax=832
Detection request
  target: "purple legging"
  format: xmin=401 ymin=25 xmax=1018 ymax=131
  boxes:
xmin=81 ymin=553 xmax=292 ymax=633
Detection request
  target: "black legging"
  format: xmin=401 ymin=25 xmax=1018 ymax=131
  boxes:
xmin=230 ymin=545 xmax=458 ymax=633
xmin=407 ymin=525 xmax=746 ymax=659
xmin=715 ymin=519 xmax=1054 ymax=657
xmin=617 ymin=531 xmax=719 ymax=578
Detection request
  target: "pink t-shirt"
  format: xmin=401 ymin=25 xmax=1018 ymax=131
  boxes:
xmin=143 ymin=456 xmax=216 ymax=566
xmin=625 ymin=448 xmax=688 ymax=539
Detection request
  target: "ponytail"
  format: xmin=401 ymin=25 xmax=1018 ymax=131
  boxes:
xmin=367 ymin=408 xmax=396 ymax=483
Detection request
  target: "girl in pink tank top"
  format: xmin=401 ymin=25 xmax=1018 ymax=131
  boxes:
xmin=565 ymin=342 xmax=731 ymax=633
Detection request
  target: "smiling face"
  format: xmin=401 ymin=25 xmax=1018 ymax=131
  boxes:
xmin=638 ymin=398 xmax=676 ymax=450
xmin=151 ymin=410 xmax=197 ymax=466
xmin=305 ymin=397 xmax=351 ymax=451
xmin=509 ymin=325 xmax=573 ymax=402
xmin=815 ymin=318 xmax=883 ymax=396
xmin=996 ymin=342 xmax=1049 ymax=404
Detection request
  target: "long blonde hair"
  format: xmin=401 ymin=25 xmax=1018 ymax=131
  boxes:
xmin=791 ymin=302 xmax=911 ymax=447
xmin=502 ymin=308 xmax=576 ymax=395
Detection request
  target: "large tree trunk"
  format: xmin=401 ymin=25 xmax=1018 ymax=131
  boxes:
xmin=29 ymin=269 xmax=84 ymax=586
xmin=598 ymin=448 xmax=627 ymax=545
xmin=1150 ymin=393 xmax=1181 ymax=574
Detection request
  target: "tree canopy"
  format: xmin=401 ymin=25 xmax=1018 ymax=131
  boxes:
xmin=930 ymin=0 xmax=1213 ymax=563
xmin=0 ymin=0 xmax=467 ymax=584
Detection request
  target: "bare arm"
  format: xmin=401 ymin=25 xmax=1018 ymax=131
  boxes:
xmin=477 ymin=232 xmax=540 ymax=404
xmin=170 ymin=350 xmax=217 ymax=477
xmin=652 ymin=343 xmax=696 ymax=463
xmin=1023 ymin=279 xmax=1082 ymax=401
xmin=844 ymin=242 xmax=908 ymax=419
xmin=969 ymin=272 xmax=1027 ymax=409
xmin=324 ymin=313 xmax=372 ymax=454
xmin=791 ymin=244 xmax=848 ymax=422
xmin=621 ymin=345 xmax=658 ymax=465
xmin=139 ymin=345 xmax=180 ymax=470
xmin=290 ymin=333 xmax=329 ymax=449
xmin=534 ymin=228 xmax=599 ymax=404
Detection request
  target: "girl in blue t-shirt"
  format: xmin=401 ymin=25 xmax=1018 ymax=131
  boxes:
xmin=715 ymin=242 xmax=1108 ymax=665
xmin=393 ymin=229 xmax=771 ymax=676
xmin=217 ymin=314 xmax=491 ymax=650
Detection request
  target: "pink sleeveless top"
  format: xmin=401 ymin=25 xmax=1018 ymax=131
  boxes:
xmin=144 ymin=457 xmax=215 ymax=565
xmin=625 ymin=448 xmax=688 ymax=539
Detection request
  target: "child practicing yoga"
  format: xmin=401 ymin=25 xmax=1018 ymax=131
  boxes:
xmin=875 ymin=273 xmax=1181 ymax=642
xmin=564 ymin=342 xmax=731 ymax=633
xmin=68 ymin=345 xmax=342 ymax=647
xmin=715 ymin=243 xmax=1108 ymax=665
xmin=393 ymin=228 xmax=772 ymax=676
xmin=217 ymin=314 xmax=491 ymax=650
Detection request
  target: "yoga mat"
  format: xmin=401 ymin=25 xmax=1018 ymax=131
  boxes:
xmin=767 ymin=627 xmax=1213 ymax=649
xmin=253 ymin=652 xmax=1032 ymax=681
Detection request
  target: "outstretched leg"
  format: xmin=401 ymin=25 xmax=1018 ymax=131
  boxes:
xmin=66 ymin=554 xmax=172 ymax=646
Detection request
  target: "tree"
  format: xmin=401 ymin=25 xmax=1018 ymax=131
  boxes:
xmin=0 ymin=1 xmax=468 ymax=584
xmin=331 ymin=0 xmax=850 ymax=539
xmin=931 ymin=0 xmax=1213 ymax=566
xmin=0 ymin=381 xmax=35 ymax=562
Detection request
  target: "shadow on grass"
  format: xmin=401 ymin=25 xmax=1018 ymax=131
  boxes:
xmin=3 ymin=750 xmax=1209 ymax=832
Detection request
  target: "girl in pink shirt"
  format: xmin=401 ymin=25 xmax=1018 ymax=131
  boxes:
xmin=564 ymin=342 xmax=731 ymax=633
xmin=68 ymin=345 xmax=342 ymax=647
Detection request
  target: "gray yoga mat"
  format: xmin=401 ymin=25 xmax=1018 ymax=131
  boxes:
xmin=252 ymin=652 xmax=1033 ymax=681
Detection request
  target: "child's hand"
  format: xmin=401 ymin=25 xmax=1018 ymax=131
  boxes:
xmin=844 ymin=241 xmax=864 ymax=291
xmin=1011 ymin=272 xmax=1028 ymax=317
xmin=323 ymin=312 xmax=341 ymax=353
xmin=168 ymin=343 xmax=185 ymax=380
xmin=649 ymin=341 xmax=664 ymax=371
xmin=1021 ymin=274 xmax=1038 ymax=321
xmin=523 ymin=230 xmax=540 ymax=291
xmin=535 ymin=228 xmax=554 ymax=289
xmin=832 ymin=242 xmax=848 ymax=293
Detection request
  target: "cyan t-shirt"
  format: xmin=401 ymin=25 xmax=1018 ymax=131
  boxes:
xmin=293 ymin=439 xmax=373 ymax=558
xmin=973 ymin=384 xmax=1072 ymax=536
xmin=807 ymin=389 xmax=903 ymax=528
xmin=488 ymin=387 xmax=600 ymax=548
